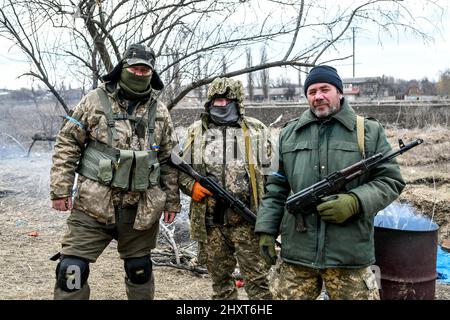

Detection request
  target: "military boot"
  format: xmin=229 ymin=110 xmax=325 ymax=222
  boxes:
xmin=125 ymin=273 xmax=155 ymax=300
xmin=54 ymin=282 xmax=90 ymax=300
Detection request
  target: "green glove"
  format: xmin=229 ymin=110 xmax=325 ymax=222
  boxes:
xmin=259 ymin=233 xmax=277 ymax=265
xmin=316 ymin=193 xmax=360 ymax=224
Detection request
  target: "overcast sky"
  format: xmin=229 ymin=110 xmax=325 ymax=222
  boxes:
xmin=335 ymin=11 xmax=450 ymax=81
xmin=0 ymin=2 xmax=449 ymax=90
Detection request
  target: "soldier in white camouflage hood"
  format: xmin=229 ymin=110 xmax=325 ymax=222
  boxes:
xmin=178 ymin=77 xmax=274 ymax=299
xmin=50 ymin=43 xmax=181 ymax=300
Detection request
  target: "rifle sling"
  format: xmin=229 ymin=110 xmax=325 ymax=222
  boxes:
xmin=356 ymin=115 xmax=365 ymax=159
xmin=242 ymin=121 xmax=259 ymax=209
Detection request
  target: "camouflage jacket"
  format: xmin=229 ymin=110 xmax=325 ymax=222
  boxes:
xmin=50 ymin=83 xmax=181 ymax=230
xmin=178 ymin=113 xmax=273 ymax=242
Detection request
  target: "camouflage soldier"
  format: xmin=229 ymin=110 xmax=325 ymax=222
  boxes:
xmin=178 ymin=77 xmax=273 ymax=300
xmin=50 ymin=44 xmax=181 ymax=300
xmin=255 ymin=65 xmax=405 ymax=300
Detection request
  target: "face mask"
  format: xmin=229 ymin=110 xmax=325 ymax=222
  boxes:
xmin=209 ymin=101 xmax=239 ymax=125
xmin=119 ymin=67 xmax=151 ymax=93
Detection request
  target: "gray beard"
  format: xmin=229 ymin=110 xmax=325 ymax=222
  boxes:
xmin=311 ymin=103 xmax=340 ymax=118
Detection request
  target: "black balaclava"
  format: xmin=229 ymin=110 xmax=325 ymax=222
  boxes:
xmin=209 ymin=100 xmax=240 ymax=125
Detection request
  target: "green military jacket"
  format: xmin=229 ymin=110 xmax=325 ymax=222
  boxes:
xmin=179 ymin=114 xmax=273 ymax=242
xmin=255 ymin=100 xmax=405 ymax=268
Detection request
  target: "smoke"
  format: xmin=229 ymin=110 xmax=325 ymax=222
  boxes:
xmin=0 ymin=145 xmax=26 ymax=159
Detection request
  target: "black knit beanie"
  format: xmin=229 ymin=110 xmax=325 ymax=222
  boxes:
xmin=304 ymin=65 xmax=343 ymax=95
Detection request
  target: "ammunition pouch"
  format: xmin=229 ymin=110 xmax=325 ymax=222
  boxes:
xmin=112 ymin=149 xmax=134 ymax=189
xmin=77 ymin=141 xmax=160 ymax=192
xmin=132 ymin=151 xmax=151 ymax=191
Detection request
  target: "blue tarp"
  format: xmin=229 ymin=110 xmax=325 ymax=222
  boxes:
xmin=375 ymin=202 xmax=438 ymax=231
xmin=375 ymin=203 xmax=449 ymax=284
xmin=437 ymin=246 xmax=450 ymax=283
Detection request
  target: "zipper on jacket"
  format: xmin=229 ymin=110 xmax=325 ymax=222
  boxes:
xmin=316 ymin=219 xmax=326 ymax=267
xmin=314 ymin=122 xmax=328 ymax=267
xmin=222 ymin=127 xmax=227 ymax=188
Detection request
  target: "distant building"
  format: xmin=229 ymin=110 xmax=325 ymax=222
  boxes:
xmin=342 ymin=77 xmax=389 ymax=101
xmin=178 ymin=91 xmax=201 ymax=107
xmin=405 ymin=84 xmax=421 ymax=98
xmin=245 ymin=87 xmax=301 ymax=102
xmin=404 ymin=84 xmax=437 ymax=101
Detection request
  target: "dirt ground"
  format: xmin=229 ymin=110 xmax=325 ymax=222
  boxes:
xmin=0 ymin=126 xmax=449 ymax=300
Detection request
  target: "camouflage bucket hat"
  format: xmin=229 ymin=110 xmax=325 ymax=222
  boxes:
xmin=123 ymin=44 xmax=156 ymax=69
xmin=207 ymin=77 xmax=244 ymax=103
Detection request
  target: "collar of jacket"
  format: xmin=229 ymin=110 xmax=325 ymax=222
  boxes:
xmin=294 ymin=99 xmax=356 ymax=132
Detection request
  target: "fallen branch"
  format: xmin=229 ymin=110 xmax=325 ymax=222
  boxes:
xmin=152 ymin=238 xmax=207 ymax=276
xmin=27 ymin=133 xmax=56 ymax=157
xmin=159 ymin=222 xmax=181 ymax=265
xmin=152 ymin=260 xmax=208 ymax=276
xmin=0 ymin=132 xmax=27 ymax=152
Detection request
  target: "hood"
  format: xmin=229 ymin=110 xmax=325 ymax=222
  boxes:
xmin=204 ymin=77 xmax=245 ymax=117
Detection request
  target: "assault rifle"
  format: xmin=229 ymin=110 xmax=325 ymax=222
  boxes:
xmin=285 ymin=138 xmax=423 ymax=233
xmin=170 ymin=151 xmax=281 ymax=246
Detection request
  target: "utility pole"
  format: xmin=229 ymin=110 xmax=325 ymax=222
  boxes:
xmin=352 ymin=27 xmax=356 ymax=78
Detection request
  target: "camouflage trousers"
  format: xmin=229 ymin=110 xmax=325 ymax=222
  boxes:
xmin=273 ymin=262 xmax=380 ymax=300
xmin=198 ymin=223 xmax=273 ymax=300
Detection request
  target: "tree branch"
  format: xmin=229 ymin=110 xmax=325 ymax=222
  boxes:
xmin=167 ymin=60 xmax=315 ymax=110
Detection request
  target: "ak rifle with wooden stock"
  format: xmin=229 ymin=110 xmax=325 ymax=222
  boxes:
xmin=285 ymin=138 xmax=424 ymax=233
xmin=170 ymin=151 xmax=281 ymax=246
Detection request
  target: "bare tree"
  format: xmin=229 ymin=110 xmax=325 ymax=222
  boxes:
xmin=298 ymin=67 xmax=303 ymax=93
xmin=221 ymin=54 xmax=227 ymax=75
xmin=246 ymin=47 xmax=254 ymax=102
xmin=0 ymin=0 xmax=444 ymax=112
xmin=195 ymin=58 xmax=204 ymax=103
xmin=437 ymin=69 xmax=450 ymax=96
xmin=259 ymin=45 xmax=270 ymax=101
xmin=172 ymin=50 xmax=182 ymax=96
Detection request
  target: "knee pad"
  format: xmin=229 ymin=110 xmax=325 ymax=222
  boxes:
xmin=124 ymin=255 xmax=152 ymax=285
xmin=56 ymin=256 xmax=90 ymax=292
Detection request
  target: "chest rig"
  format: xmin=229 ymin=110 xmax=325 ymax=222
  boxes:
xmin=77 ymin=88 xmax=160 ymax=191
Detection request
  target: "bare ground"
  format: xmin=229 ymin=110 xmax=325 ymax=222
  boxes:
xmin=0 ymin=126 xmax=449 ymax=300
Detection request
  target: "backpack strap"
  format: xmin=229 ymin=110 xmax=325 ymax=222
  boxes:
xmin=97 ymin=88 xmax=158 ymax=149
xmin=241 ymin=120 xmax=259 ymax=209
xmin=96 ymin=88 xmax=118 ymax=146
xmin=146 ymin=99 xmax=158 ymax=151
xmin=356 ymin=115 xmax=365 ymax=159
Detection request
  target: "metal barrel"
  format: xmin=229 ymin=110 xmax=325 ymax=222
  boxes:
xmin=374 ymin=222 xmax=439 ymax=300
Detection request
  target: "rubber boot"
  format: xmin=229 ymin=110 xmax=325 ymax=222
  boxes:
xmin=125 ymin=272 xmax=155 ymax=300
xmin=54 ymin=282 xmax=90 ymax=300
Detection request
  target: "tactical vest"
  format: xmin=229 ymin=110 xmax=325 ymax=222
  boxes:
xmin=77 ymin=88 xmax=160 ymax=192
xmin=183 ymin=116 xmax=260 ymax=209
